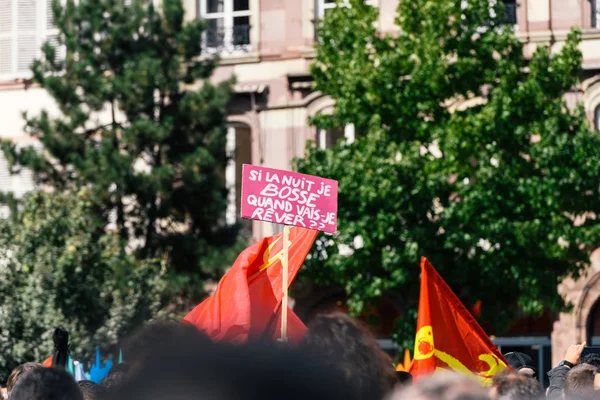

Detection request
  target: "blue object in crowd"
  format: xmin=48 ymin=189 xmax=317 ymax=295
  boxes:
xmin=67 ymin=355 xmax=74 ymax=376
xmin=89 ymin=347 xmax=113 ymax=384
xmin=74 ymin=361 xmax=86 ymax=382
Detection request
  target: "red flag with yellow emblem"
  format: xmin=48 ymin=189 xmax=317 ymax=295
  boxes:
xmin=409 ymin=257 xmax=507 ymax=384
xmin=183 ymin=227 xmax=317 ymax=343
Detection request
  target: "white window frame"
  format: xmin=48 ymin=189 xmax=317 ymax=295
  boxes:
xmin=317 ymin=0 xmax=373 ymax=19
xmin=0 ymin=0 xmax=63 ymax=82
xmin=593 ymin=0 xmax=600 ymax=28
xmin=199 ymin=0 xmax=251 ymax=54
xmin=225 ymin=125 xmax=236 ymax=225
xmin=317 ymin=124 xmax=355 ymax=150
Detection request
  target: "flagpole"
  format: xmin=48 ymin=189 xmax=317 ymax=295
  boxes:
xmin=281 ymin=225 xmax=290 ymax=342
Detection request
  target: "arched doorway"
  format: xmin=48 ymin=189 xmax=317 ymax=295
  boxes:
xmin=587 ymin=297 xmax=600 ymax=345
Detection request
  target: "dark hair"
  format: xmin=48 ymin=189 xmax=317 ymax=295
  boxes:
xmin=503 ymin=352 xmax=536 ymax=375
xmin=490 ymin=370 xmax=543 ymax=400
xmin=564 ymin=364 xmax=596 ymax=397
xmin=581 ymin=353 xmax=600 ymax=369
xmin=78 ymin=380 xmax=107 ymax=400
xmin=10 ymin=367 xmax=83 ymax=400
xmin=390 ymin=373 xmax=489 ymax=400
xmin=6 ymin=363 xmax=41 ymax=394
xmin=110 ymin=326 xmax=356 ymax=400
xmin=300 ymin=313 xmax=397 ymax=400
xmin=121 ymin=321 xmax=205 ymax=365
xmin=101 ymin=363 xmax=130 ymax=391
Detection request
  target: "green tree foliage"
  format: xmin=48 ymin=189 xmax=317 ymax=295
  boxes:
xmin=0 ymin=191 xmax=165 ymax=382
xmin=1 ymin=0 xmax=237 ymax=292
xmin=296 ymin=0 xmax=600 ymax=345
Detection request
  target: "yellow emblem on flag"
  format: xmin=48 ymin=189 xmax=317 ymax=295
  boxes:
xmin=414 ymin=326 xmax=506 ymax=385
xmin=258 ymin=236 xmax=292 ymax=272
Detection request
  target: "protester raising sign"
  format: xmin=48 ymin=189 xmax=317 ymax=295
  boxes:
xmin=241 ymin=164 xmax=338 ymax=233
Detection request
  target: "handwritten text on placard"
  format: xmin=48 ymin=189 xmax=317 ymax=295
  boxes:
xmin=240 ymin=165 xmax=338 ymax=233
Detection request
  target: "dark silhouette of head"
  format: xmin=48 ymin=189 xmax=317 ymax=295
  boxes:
xmin=101 ymin=363 xmax=130 ymax=391
xmin=503 ymin=352 xmax=537 ymax=379
xmin=6 ymin=362 xmax=41 ymax=395
xmin=580 ymin=353 xmax=600 ymax=369
xmin=110 ymin=323 xmax=355 ymax=400
xmin=10 ymin=367 xmax=83 ymax=400
xmin=300 ymin=312 xmax=397 ymax=400
xmin=121 ymin=321 xmax=206 ymax=367
xmin=489 ymin=370 xmax=543 ymax=400
xmin=564 ymin=364 xmax=596 ymax=399
xmin=78 ymin=380 xmax=107 ymax=400
xmin=389 ymin=372 xmax=490 ymax=400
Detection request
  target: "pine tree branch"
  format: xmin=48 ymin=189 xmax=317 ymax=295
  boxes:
xmin=81 ymin=123 xmax=123 ymax=138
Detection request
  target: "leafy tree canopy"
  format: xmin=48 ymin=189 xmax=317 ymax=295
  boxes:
xmin=0 ymin=191 xmax=165 ymax=382
xmin=1 ymin=0 xmax=238 ymax=296
xmin=296 ymin=0 xmax=600 ymax=345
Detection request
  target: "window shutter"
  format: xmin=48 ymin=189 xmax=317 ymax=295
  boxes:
xmin=0 ymin=37 xmax=11 ymax=75
xmin=0 ymin=154 xmax=11 ymax=193
xmin=16 ymin=0 xmax=37 ymax=74
xmin=0 ymin=0 xmax=12 ymax=34
xmin=0 ymin=152 xmax=35 ymax=213
xmin=0 ymin=0 xmax=13 ymax=76
xmin=45 ymin=0 xmax=52 ymax=28
xmin=0 ymin=154 xmax=11 ymax=219
xmin=44 ymin=0 xmax=64 ymax=62
xmin=11 ymin=167 xmax=34 ymax=198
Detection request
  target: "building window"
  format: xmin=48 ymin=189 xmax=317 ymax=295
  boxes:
xmin=593 ymin=0 xmax=600 ymax=28
xmin=0 ymin=150 xmax=35 ymax=219
xmin=502 ymin=0 xmax=517 ymax=25
xmin=199 ymin=0 xmax=251 ymax=54
xmin=0 ymin=0 xmax=62 ymax=81
xmin=317 ymin=124 xmax=355 ymax=150
xmin=595 ymin=105 xmax=600 ymax=130
xmin=225 ymin=124 xmax=252 ymax=233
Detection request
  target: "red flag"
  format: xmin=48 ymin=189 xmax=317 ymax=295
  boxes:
xmin=183 ymin=226 xmax=318 ymax=343
xmin=409 ymin=257 xmax=507 ymax=385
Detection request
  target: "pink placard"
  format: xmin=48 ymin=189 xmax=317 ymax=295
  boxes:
xmin=240 ymin=164 xmax=338 ymax=233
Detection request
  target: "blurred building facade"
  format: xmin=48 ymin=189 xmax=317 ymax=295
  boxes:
xmin=2 ymin=0 xmax=600 ymax=373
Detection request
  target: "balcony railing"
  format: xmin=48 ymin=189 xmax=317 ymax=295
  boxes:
xmin=204 ymin=25 xmax=251 ymax=54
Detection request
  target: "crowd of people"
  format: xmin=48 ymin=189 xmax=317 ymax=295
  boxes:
xmin=2 ymin=313 xmax=600 ymax=400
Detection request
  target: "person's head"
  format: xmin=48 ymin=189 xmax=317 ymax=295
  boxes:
xmin=101 ymin=363 xmax=130 ymax=391
xmin=489 ymin=370 xmax=543 ymax=400
xmin=78 ymin=380 xmax=107 ymax=400
xmin=389 ymin=372 xmax=490 ymax=400
xmin=503 ymin=352 xmax=537 ymax=380
xmin=301 ymin=313 xmax=397 ymax=400
xmin=10 ymin=367 xmax=83 ymax=400
xmin=110 ymin=329 xmax=356 ymax=400
xmin=122 ymin=321 xmax=207 ymax=369
xmin=6 ymin=363 xmax=41 ymax=395
xmin=581 ymin=353 xmax=600 ymax=369
xmin=564 ymin=364 xmax=596 ymax=399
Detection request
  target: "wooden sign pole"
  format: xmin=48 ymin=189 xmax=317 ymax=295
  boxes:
xmin=281 ymin=225 xmax=290 ymax=342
